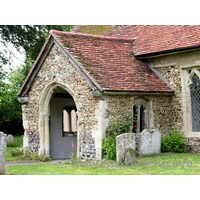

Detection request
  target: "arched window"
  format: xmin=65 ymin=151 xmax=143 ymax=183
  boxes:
xmin=63 ymin=106 xmax=77 ymax=136
xmin=133 ymin=99 xmax=150 ymax=133
xmin=190 ymin=73 xmax=200 ymax=132
xmin=182 ymin=67 xmax=200 ymax=137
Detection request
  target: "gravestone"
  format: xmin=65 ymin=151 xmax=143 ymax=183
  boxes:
xmin=139 ymin=129 xmax=161 ymax=156
xmin=125 ymin=148 xmax=136 ymax=164
xmin=116 ymin=133 xmax=136 ymax=164
xmin=0 ymin=131 xmax=7 ymax=174
xmin=6 ymin=134 xmax=14 ymax=144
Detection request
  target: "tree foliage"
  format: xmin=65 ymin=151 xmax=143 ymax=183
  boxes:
xmin=0 ymin=25 xmax=74 ymax=135
xmin=0 ymin=66 xmax=25 ymax=134
xmin=0 ymin=25 xmax=74 ymax=66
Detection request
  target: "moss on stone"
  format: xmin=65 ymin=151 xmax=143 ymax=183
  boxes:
xmin=76 ymin=25 xmax=117 ymax=36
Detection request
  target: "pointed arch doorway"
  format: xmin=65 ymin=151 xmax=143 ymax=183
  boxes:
xmin=38 ymin=82 xmax=79 ymax=160
xmin=50 ymin=87 xmax=77 ymax=159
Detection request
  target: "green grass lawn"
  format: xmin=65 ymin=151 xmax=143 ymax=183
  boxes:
xmin=6 ymin=135 xmax=24 ymax=162
xmin=5 ymin=152 xmax=200 ymax=175
xmin=5 ymin=136 xmax=200 ymax=175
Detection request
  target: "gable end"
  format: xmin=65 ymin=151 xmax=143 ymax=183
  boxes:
xmin=18 ymin=35 xmax=54 ymax=97
xmin=53 ymin=40 xmax=99 ymax=91
xmin=17 ymin=35 xmax=99 ymax=97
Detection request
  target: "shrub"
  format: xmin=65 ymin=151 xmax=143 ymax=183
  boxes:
xmin=11 ymin=150 xmax=23 ymax=157
xmin=24 ymin=151 xmax=52 ymax=162
xmin=106 ymin=112 xmax=134 ymax=137
xmin=102 ymin=136 xmax=116 ymax=160
xmin=102 ymin=112 xmax=135 ymax=160
xmin=161 ymin=127 xmax=191 ymax=153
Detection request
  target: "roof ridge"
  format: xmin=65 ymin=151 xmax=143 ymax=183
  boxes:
xmin=50 ymin=29 xmax=136 ymax=41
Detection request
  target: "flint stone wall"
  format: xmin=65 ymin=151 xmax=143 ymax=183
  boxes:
xmin=185 ymin=138 xmax=200 ymax=154
xmin=0 ymin=132 xmax=7 ymax=174
xmin=105 ymin=95 xmax=174 ymax=137
xmin=148 ymin=51 xmax=200 ymax=154
xmin=154 ymin=66 xmax=183 ymax=132
xmin=116 ymin=133 xmax=136 ymax=163
xmin=138 ymin=129 xmax=161 ymax=156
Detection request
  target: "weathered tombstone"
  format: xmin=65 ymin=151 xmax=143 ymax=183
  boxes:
xmin=116 ymin=133 xmax=136 ymax=164
xmin=125 ymin=148 xmax=136 ymax=164
xmin=139 ymin=129 xmax=161 ymax=156
xmin=0 ymin=131 xmax=7 ymax=174
xmin=6 ymin=134 xmax=14 ymax=144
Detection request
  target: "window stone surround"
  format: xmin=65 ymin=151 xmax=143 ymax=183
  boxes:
xmin=147 ymin=50 xmax=200 ymax=154
xmin=133 ymin=98 xmax=154 ymax=132
xmin=181 ymin=66 xmax=200 ymax=137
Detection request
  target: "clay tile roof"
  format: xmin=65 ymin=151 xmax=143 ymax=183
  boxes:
xmin=72 ymin=25 xmax=121 ymax=36
xmin=51 ymin=30 xmax=172 ymax=93
xmin=73 ymin=25 xmax=200 ymax=56
xmin=108 ymin=25 xmax=200 ymax=55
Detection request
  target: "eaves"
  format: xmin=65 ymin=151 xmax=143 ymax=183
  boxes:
xmin=135 ymin=44 xmax=200 ymax=60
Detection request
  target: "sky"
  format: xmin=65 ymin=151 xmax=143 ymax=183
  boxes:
xmin=0 ymin=41 xmax=26 ymax=73
xmin=0 ymin=0 xmax=197 ymax=73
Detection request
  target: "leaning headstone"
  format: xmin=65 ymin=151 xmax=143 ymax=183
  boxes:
xmin=0 ymin=131 xmax=7 ymax=174
xmin=139 ymin=129 xmax=161 ymax=156
xmin=6 ymin=134 xmax=14 ymax=144
xmin=116 ymin=133 xmax=136 ymax=164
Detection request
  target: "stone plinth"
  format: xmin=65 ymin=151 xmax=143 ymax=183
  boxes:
xmin=139 ymin=129 xmax=161 ymax=156
xmin=0 ymin=132 xmax=7 ymax=174
xmin=116 ymin=133 xmax=135 ymax=163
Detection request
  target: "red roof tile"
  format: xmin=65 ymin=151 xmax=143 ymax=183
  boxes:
xmin=51 ymin=30 xmax=136 ymax=41
xmin=51 ymin=30 xmax=172 ymax=93
xmin=73 ymin=25 xmax=200 ymax=55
